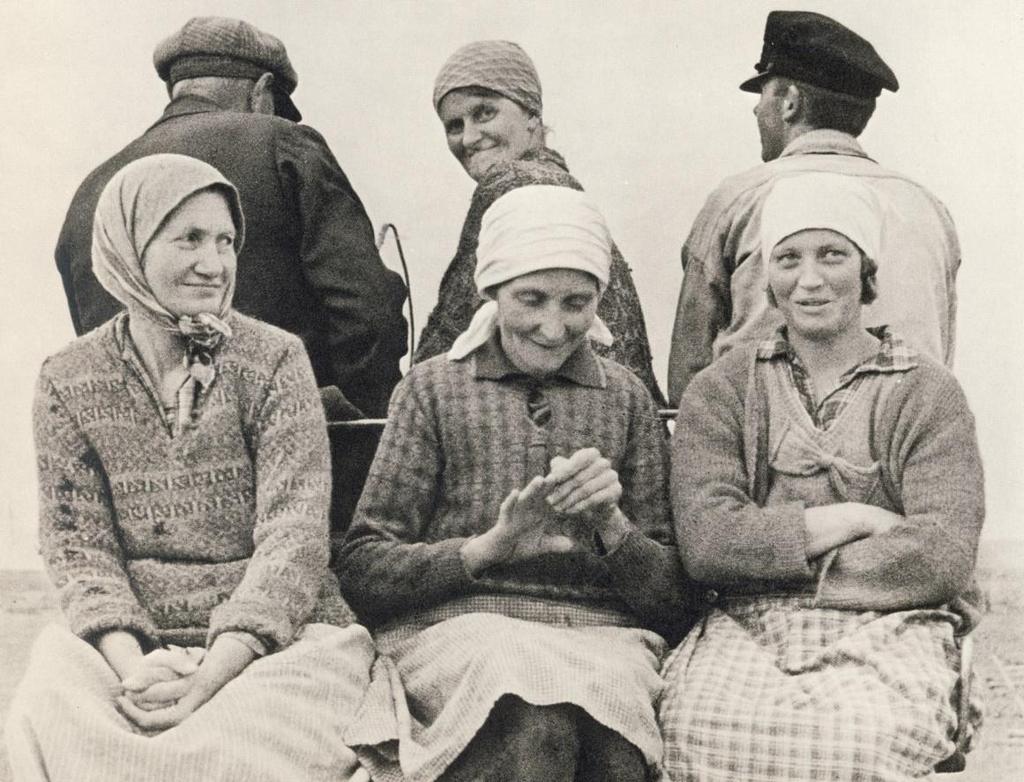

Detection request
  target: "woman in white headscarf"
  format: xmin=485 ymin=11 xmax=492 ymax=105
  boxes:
xmin=5 ymin=154 xmax=374 ymax=782
xmin=659 ymin=173 xmax=984 ymax=781
xmin=338 ymin=185 xmax=691 ymax=782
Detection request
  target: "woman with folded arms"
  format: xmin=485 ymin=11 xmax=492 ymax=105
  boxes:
xmin=660 ymin=173 xmax=984 ymax=781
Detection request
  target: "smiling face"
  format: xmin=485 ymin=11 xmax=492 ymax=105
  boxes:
xmin=142 ymin=189 xmax=238 ymax=317
xmin=438 ymin=87 xmax=542 ymax=182
xmin=494 ymin=268 xmax=600 ymax=377
xmin=767 ymin=228 xmax=865 ymax=342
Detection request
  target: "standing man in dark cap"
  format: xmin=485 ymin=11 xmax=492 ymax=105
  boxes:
xmin=667 ymin=10 xmax=960 ymax=403
xmin=56 ymin=16 xmax=408 ymax=421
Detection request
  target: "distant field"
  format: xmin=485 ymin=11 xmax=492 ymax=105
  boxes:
xmin=2 ymin=540 xmax=1022 ymax=781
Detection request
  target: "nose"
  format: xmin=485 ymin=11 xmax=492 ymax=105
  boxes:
xmin=796 ymin=262 xmax=824 ymax=289
xmin=192 ymin=240 xmax=225 ymax=277
xmin=462 ymin=119 xmax=483 ymax=148
xmin=536 ymin=311 xmax=567 ymax=343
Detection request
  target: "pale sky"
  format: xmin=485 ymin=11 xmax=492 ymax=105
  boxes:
xmin=1 ymin=0 xmax=1021 ymax=569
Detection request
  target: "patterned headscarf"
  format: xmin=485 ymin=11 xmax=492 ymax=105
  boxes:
xmin=449 ymin=185 xmax=613 ymax=360
xmin=760 ymin=172 xmax=883 ymax=263
xmin=433 ymin=40 xmax=543 ymax=116
xmin=92 ymin=153 xmax=245 ymax=389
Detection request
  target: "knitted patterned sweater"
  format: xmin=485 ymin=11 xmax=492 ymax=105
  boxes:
xmin=412 ymin=147 xmax=666 ymax=405
xmin=671 ymin=344 xmax=985 ymax=628
xmin=34 ymin=312 xmax=352 ymax=651
xmin=337 ymin=336 xmax=690 ymax=634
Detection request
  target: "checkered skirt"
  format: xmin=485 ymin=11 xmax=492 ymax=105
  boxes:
xmin=345 ymin=597 xmax=667 ymax=782
xmin=659 ymin=596 xmax=969 ymax=781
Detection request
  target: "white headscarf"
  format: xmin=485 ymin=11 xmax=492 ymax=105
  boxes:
xmin=760 ymin=172 xmax=883 ymax=262
xmin=93 ymin=153 xmax=245 ymax=388
xmin=448 ymin=185 xmax=614 ymax=360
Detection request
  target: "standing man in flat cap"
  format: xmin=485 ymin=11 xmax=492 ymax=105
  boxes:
xmin=667 ymin=10 xmax=960 ymax=403
xmin=56 ymin=16 xmax=408 ymax=421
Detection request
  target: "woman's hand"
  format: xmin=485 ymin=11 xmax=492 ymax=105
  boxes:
xmin=804 ymin=502 xmax=902 ymax=559
xmin=544 ymin=448 xmax=623 ymax=524
xmin=120 ymin=646 xmax=205 ymax=712
xmin=461 ymin=476 xmax=576 ymax=575
xmin=116 ymin=635 xmax=255 ymax=731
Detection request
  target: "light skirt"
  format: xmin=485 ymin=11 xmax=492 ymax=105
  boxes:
xmin=659 ymin=596 xmax=974 ymax=782
xmin=5 ymin=622 xmax=375 ymax=782
xmin=346 ymin=608 xmax=667 ymax=782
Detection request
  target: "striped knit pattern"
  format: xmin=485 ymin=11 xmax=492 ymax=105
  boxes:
xmin=33 ymin=312 xmax=352 ymax=651
xmin=660 ymin=598 xmax=967 ymax=781
xmin=5 ymin=623 xmax=374 ymax=782
xmin=412 ymin=146 xmax=665 ymax=404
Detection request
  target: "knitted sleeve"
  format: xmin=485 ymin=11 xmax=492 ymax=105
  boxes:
xmin=671 ymin=353 xmax=815 ymax=584
xmin=602 ymin=376 xmax=693 ymax=630
xmin=335 ymin=370 xmax=474 ymax=625
xmin=207 ymin=341 xmax=333 ymax=650
xmin=34 ymin=365 xmax=160 ymax=646
xmin=815 ymin=365 xmax=984 ymax=611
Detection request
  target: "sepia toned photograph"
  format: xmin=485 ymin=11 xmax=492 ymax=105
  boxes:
xmin=1 ymin=1 xmax=1021 ymax=779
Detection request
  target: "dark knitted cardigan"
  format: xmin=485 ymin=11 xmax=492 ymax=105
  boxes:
xmin=413 ymin=147 xmax=666 ymax=405
xmin=34 ymin=312 xmax=352 ymax=651
xmin=337 ymin=337 xmax=690 ymax=634
xmin=670 ymin=344 xmax=985 ymax=629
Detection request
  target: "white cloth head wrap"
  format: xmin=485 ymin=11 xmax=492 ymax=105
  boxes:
xmin=93 ymin=153 xmax=244 ymax=388
xmin=760 ymin=172 xmax=883 ymax=263
xmin=448 ymin=185 xmax=614 ymax=360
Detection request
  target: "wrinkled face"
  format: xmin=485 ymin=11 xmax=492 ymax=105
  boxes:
xmin=495 ymin=268 xmax=600 ymax=377
xmin=767 ymin=228 xmax=864 ymax=342
xmin=438 ymin=88 xmax=540 ymax=182
xmin=142 ymin=190 xmax=237 ymax=317
xmin=754 ymin=77 xmax=787 ymax=162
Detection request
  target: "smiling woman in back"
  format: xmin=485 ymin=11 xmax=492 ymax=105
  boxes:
xmin=413 ymin=39 xmax=665 ymax=404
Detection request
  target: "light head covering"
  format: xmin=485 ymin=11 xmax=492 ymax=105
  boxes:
xmin=448 ymin=185 xmax=613 ymax=360
xmin=92 ymin=153 xmax=245 ymax=388
xmin=760 ymin=172 xmax=883 ymax=263
xmin=433 ymin=40 xmax=542 ymax=117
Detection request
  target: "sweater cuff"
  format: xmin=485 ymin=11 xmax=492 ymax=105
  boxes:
xmin=763 ymin=502 xmax=816 ymax=580
xmin=602 ymin=529 xmax=656 ymax=579
xmin=73 ymin=605 xmax=161 ymax=652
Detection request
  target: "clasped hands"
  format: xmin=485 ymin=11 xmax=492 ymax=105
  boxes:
xmin=116 ymin=645 xmax=207 ymax=730
xmin=461 ymin=447 xmax=629 ymax=575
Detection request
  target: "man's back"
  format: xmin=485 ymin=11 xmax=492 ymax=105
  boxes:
xmin=56 ymin=95 xmax=407 ymax=417
xmin=668 ymin=130 xmax=959 ymax=403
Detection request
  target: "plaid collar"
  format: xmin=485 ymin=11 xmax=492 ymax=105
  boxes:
xmin=473 ymin=331 xmax=607 ymax=389
xmin=756 ymin=325 xmax=917 ymax=381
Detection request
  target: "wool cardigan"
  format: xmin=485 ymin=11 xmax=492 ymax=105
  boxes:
xmin=34 ymin=312 xmax=351 ymax=651
xmin=671 ymin=343 xmax=984 ymax=629
xmin=337 ymin=337 xmax=689 ymax=633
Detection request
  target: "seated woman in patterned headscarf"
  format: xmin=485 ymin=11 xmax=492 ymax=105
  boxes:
xmin=414 ymin=39 xmax=665 ymax=405
xmin=338 ymin=185 xmax=691 ymax=782
xmin=659 ymin=172 xmax=985 ymax=781
xmin=5 ymin=154 xmax=374 ymax=782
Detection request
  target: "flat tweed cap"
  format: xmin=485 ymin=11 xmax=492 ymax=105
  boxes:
xmin=739 ymin=11 xmax=898 ymax=98
xmin=433 ymin=40 xmax=542 ymax=116
xmin=154 ymin=16 xmax=301 ymax=121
